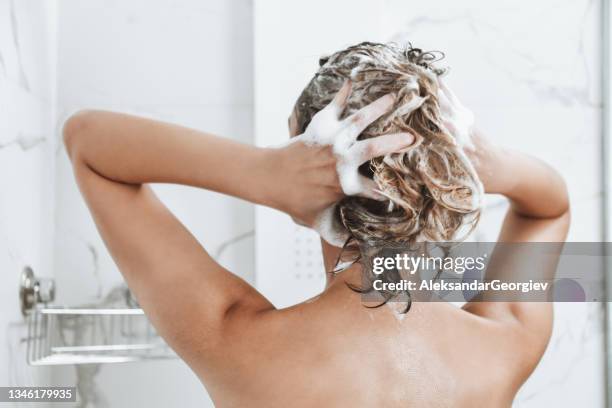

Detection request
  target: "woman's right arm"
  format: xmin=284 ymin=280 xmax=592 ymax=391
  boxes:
xmin=463 ymin=129 xmax=570 ymax=347
xmin=466 ymin=131 xmax=570 ymax=220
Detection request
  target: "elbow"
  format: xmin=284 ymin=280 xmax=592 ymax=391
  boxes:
xmin=558 ymin=186 xmax=571 ymax=237
xmin=560 ymin=205 xmax=571 ymax=238
xmin=541 ymin=169 xmax=571 ymax=220
xmin=557 ymin=176 xmax=570 ymax=217
xmin=552 ymin=174 xmax=571 ymax=238
xmin=62 ymin=110 xmax=98 ymax=161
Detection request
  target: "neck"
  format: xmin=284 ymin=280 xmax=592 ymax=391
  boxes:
xmin=320 ymin=239 xmax=361 ymax=289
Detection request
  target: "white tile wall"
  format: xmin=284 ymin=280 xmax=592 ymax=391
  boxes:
xmin=0 ymin=0 xmax=57 ymax=392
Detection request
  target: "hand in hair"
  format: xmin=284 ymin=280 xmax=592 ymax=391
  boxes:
xmin=436 ymin=79 xmax=509 ymax=196
xmin=271 ymin=80 xmax=415 ymax=228
xmin=438 ymin=79 xmax=568 ymax=217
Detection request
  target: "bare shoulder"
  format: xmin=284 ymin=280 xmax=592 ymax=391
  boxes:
xmin=204 ymin=297 xmax=550 ymax=405
xmin=452 ymin=302 xmax=552 ymax=391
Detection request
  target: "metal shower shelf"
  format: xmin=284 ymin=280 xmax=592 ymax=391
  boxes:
xmin=21 ymin=267 xmax=176 ymax=366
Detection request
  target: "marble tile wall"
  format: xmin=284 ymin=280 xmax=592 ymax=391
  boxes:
xmin=0 ymin=0 xmax=57 ymax=392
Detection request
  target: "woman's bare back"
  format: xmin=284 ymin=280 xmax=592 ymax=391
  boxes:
xmin=204 ymin=273 xmax=540 ymax=407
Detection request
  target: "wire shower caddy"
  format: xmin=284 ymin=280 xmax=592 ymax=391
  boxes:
xmin=20 ymin=267 xmax=176 ymax=365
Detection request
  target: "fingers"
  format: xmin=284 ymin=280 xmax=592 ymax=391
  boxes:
xmin=437 ymin=82 xmax=455 ymax=118
xmin=307 ymin=80 xmax=352 ymax=145
xmin=336 ymin=154 xmax=386 ymax=201
xmin=437 ymin=87 xmax=452 ymax=114
xmin=343 ymin=93 xmax=395 ymax=140
xmin=327 ymin=80 xmax=352 ymax=117
xmin=336 ymin=166 xmax=384 ymax=201
xmin=352 ymin=132 xmax=415 ymax=163
xmin=443 ymin=118 xmax=458 ymax=135
xmin=438 ymin=78 xmax=462 ymax=107
xmin=356 ymin=176 xmax=386 ymax=201
xmin=335 ymin=131 xmax=414 ymax=200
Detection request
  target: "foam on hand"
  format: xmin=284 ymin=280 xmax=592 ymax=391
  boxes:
xmin=293 ymin=80 xmax=482 ymax=246
xmin=437 ymin=79 xmax=475 ymax=149
xmin=295 ymin=109 xmax=377 ymax=247
xmin=312 ymin=205 xmax=350 ymax=247
xmin=436 ymin=79 xmax=484 ymax=206
xmin=396 ymin=94 xmax=427 ymax=118
xmin=289 ymin=79 xmax=427 ymax=246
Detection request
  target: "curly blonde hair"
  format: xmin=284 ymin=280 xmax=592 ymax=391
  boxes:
xmin=294 ymin=42 xmax=482 ymax=270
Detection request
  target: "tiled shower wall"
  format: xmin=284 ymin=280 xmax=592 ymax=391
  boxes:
xmin=0 ymin=0 xmax=56 ymax=391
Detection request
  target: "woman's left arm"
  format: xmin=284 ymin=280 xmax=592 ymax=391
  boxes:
xmin=63 ymin=90 xmax=408 ymax=374
xmin=64 ymin=110 xmax=282 ymax=374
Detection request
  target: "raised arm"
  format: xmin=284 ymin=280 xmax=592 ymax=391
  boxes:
xmin=462 ymin=129 xmax=569 ymax=351
xmin=437 ymin=80 xmax=569 ymax=326
xmin=63 ymin=110 xmax=279 ymax=377
xmin=62 ymin=87 xmax=409 ymax=379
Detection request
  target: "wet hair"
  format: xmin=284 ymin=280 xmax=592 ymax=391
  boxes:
xmin=293 ymin=42 xmax=482 ymax=309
